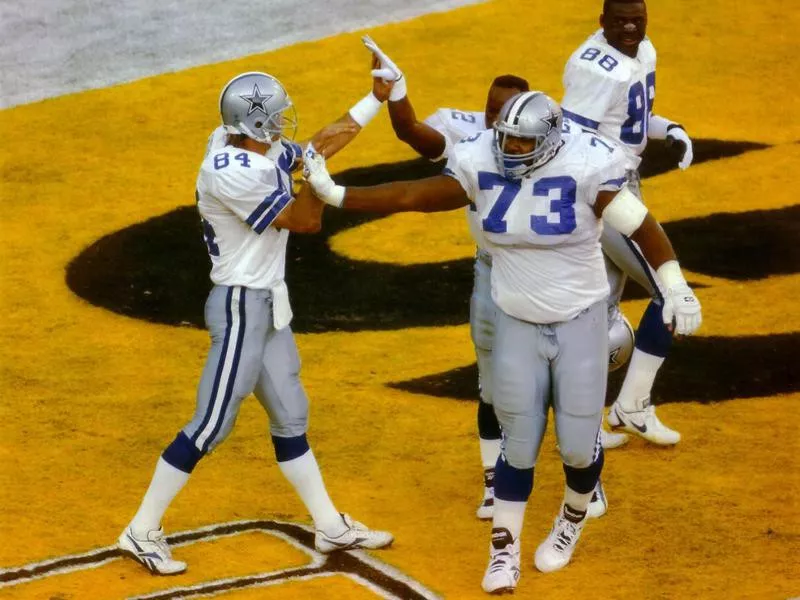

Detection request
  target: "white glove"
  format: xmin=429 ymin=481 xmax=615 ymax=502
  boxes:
xmin=361 ymin=35 xmax=407 ymax=101
xmin=662 ymin=282 xmax=702 ymax=335
xmin=303 ymin=146 xmax=345 ymax=207
xmin=665 ymin=126 xmax=693 ymax=170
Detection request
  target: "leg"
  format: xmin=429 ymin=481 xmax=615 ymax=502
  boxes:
xmin=121 ymin=286 xmax=269 ymax=574
xmin=253 ymin=315 xmax=392 ymax=552
xmin=601 ymin=225 xmax=681 ymax=445
xmin=471 ymin=251 xmax=501 ymax=519
xmin=535 ymin=301 xmax=607 ymax=574
xmin=482 ymin=309 xmax=550 ymax=594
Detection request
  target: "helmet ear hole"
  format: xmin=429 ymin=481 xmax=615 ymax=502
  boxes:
xmin=254 ymin=120 xmax=264 ymax=129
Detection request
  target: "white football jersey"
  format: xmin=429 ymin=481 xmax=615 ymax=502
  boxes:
xmin=562 ymin=29 xmax=657 ymax=169
xmin=196 ymin=128 xmax=302 ymax=289
xmin=424 ymin=107 xmax=489 ymax=251
xmin=444 ymin=128 xmax=628 ymax=324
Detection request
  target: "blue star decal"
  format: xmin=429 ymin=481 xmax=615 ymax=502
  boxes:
xmin=240 ymin=84 xmax=273 ymax=116
xmin=540 ymin=111 xmax=559 ymax=134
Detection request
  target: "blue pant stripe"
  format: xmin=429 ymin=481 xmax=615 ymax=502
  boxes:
xmin=201 ymin=287 xmax=247 ymax=452
xmin=621 ymin=235 xmax=663 ymax=303
xmin=190 ymin=286 xmax=234 ymax=446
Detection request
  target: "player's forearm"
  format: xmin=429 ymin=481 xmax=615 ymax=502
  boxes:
xmin=341 ymin=181 xmax=419 ymax=213
xmin=389 ymin=98 xmax=446 ymax=160
xmin=274 ymin=187 xmax=323 ymax=233
xmin=310 ymin=115 xmax=361 ymax=159
xmin=629 ymin=213 xmax=676 ymax=270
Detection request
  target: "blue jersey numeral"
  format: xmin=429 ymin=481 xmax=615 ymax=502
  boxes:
xmin=590 ymin=135 xmax=615 ymax=153
xmin=478 ymin=172 xmax=577 ymax=236
xmin=531 ymin=177 xmax=577 ymax=235
xmin=213 ymin=151 xmax=252 ymax=170
xmin=579 ymin=47 xmax=618 ymax=72
xmin=201 ymin=218 xmax=219 ymax=256
xmin=459 ymin=132 xmax=483 ymax=144
xmin=620 ymin=71 xmax=655 ymax=144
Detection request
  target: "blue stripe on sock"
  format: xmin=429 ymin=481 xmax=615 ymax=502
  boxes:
xmin=563 ymin=449 xmax=604 ymax=494
xmin=272 ymin=434 xmax=310 ymax=462
xmin=635 ymin=300 xmax=673 ymax=357
xmin=162 ymin=431 xmax=204 ymax=473
xmin=494 ymin=455 xmax=534 ymax=502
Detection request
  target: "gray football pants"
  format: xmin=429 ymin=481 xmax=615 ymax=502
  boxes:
xmin=602 ymin=171 xmax=666 ymax=312
xmin=470 ymin=249 xmax=496 ymax=405
xmin=184 ymin=285 xmax=309 ymax=454
xmin=492 ymin=301 xmax=607 ymax=470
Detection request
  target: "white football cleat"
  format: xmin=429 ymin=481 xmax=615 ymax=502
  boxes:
xmin=314 ymin=513 xmax=393 ymax=553
xmin=476 ymin=468 xmax=495 ymax=520
xmin=586 ymin=480 xmax=608 ymax=519
xmin=118 ymin=526 xmax=187 ymax=575
xmin=600 ymin=428 xmax=629 ymax=449
xmin=481 ymin=527 xmax=521 ymax=594
xmin=534 ymin=505 xmax=586 ymax=573
xmin=607 ymin=398 xmax=681 ymax=446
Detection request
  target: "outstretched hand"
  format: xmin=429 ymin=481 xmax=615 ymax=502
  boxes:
xmin=371 ymin=55 xmax=394 ymax=102
xmin=302 ymin=146 xmax=345 ymax=207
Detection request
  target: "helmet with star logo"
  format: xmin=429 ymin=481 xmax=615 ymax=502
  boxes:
xmin=219 ymin=72 xmax=298 ymax=144
xmin=493 ymin=91 xmax=563 ymax=180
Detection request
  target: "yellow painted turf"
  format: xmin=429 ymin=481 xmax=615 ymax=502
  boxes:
xmin=1 ymin=0 xmax=799 ymax=598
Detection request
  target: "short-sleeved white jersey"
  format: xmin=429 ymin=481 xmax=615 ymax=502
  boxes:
xmin=425 ymin=107 xmax=489 ymax=250
xmin=444 ymin=127 xmax=628 ymax=324
xmin=196 ymin=127 xmax=302 ymax=289
xmin=562 ymin=29 xmax=657 ymax=169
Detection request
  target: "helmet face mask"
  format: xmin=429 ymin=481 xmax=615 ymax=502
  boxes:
xmin=219 ymin=72 xmax=298 ymax=144
xmin=493 ymin=91 xmax=563 ymax=181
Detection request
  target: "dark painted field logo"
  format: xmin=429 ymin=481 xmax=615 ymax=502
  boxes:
xmin=0 ymin=520 xmax=440 ymax=599
xmin=65 ymin=139 xmax=800 ymax=404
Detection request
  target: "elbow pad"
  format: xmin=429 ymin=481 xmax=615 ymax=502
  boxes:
xmin=602 ymin=186 xmax=648 ymax=236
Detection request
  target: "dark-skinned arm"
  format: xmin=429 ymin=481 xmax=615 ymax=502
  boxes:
xmin=388 ymin=96 xmax=447 ymax=160
xmin=341 ymin=174 xmax=470 ymax=213
xmin=272 ymin=183 xmax=324 ymax=233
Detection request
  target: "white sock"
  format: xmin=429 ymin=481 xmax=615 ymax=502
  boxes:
xmin=563 ymin=485 xmax=593 ymax=515
xmin=493 ymin=498 xmax=527 ymax=540
xmin=278 ymin=449 xmax=345 ymax=535
xmin=615 ymin=348 xmax=665 ymax=411
xmin=130 ymin=457 xmax=190 ymax=536
xmin=479 ymin=438 xmax=502 ymax=471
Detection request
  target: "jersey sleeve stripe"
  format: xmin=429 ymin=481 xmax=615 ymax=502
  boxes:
xmin=562 ymin=110 xmax=600 ymax=130
xmin=246 ymin=188 xmax=284 ymax=227
xmin=253 ymin=193 xmax=292 ymax=233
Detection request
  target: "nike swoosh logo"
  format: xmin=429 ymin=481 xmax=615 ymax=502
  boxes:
xmin=615 ymin=408 xmax=647 ymax=433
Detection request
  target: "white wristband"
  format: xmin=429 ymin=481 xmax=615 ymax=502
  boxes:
xmin=324 ymin=185 xmax=346 ymax=208
xmin=656 ymin=260 xmax=687 ymax=289
xmin=348 ymin=92 xmax=383 ymax=127
xmin=389 ymin=75 xmax=407 ymax=102
xmin=648 ymin=114 xmax=675 ymax=140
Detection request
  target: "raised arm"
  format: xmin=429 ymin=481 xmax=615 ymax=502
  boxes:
xmin=362 ymin=35 xmax=447 ymax=160
xmin=272 ymin=183 xmax=324 ymax=233
xmin=595 ymin=187 xmax=702 ymax=335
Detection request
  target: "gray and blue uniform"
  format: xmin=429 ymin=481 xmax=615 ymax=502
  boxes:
xmin=443 ymin=126 xmax=628 ymax=471
xmin=162 ymin=128 xmax=310 ymax=472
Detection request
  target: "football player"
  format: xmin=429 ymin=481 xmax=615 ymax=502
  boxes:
xmin=303 ymin=91 xmax=701 ymax=593
xmin=562 ymin=0 xmax=695 ymax=446
xmin=117 ymin=70 xmax=394 ymax=575
xmin=363 ymin=36 xmax=624 ymax=520
xmin=363 ymin=35 xmax=528 ymax=522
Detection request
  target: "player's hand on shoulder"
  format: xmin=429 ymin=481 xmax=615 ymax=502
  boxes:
xmin=662 ymin=282 xmax=702 ymax=336
xmin=665 ymin=125 xmax=693 ymax=170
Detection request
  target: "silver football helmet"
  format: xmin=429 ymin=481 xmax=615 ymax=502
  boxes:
xmin=608 ymin=311 xmax=635 ymax=372
xmin=218 ymin=72 xmax=298 ymax=144
xmin=493 ymin=91 xmax=563 ymax=180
